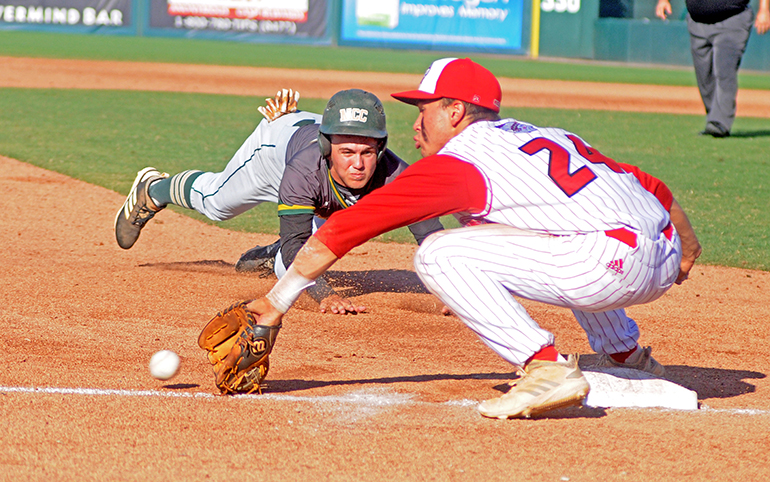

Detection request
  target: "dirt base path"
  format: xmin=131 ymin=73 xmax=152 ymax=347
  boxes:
xmin=2 ymin=57 xmax=770 ymax=480
xmin=3 ymin=56 xmax=770 ymax=117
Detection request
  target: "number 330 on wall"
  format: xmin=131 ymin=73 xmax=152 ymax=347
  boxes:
xmin=541 ymin=0 xmax=581 ymax=13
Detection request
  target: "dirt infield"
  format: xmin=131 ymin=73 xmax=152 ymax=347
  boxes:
xmin=2 ymin=58 xmax=770 ymax=480
xmin=4 ymin=56 xmax=770 ymax=117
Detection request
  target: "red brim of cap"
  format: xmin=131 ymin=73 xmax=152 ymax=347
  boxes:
xmin=391 ymin=90 xmax=443 ymax=105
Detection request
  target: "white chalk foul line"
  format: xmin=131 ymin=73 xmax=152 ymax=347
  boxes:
xmin=0 ymin=385 xmax=216 ymax=399
xmin=2 ymin=386 xmax=767 ymax=416
xmin=0 ymin=385 xmax=438 ymax=408
xmin=699 ymin=406 xmax=770 ymax=416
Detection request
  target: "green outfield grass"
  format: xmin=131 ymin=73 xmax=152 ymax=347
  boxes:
xmin=2 ymin=31 xmax=770 ymax=89
xmin=2 ymin=87 xmax=769 ymax=270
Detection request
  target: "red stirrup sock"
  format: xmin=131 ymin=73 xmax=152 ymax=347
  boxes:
xmin=609 ymin=345 xmax=638 ymax=363
xmin=527 ymin=345 xmax=560 ymax=364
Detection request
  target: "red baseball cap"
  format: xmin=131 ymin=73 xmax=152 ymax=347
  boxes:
xmin=392 ymin=58 xmax=502 ymax=113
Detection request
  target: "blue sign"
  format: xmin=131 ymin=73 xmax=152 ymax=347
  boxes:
xmin=340 ymin=0 xmax=523 ymax=50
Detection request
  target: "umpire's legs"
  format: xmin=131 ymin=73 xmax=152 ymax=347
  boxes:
xmin=688 ymin=9 xmax=753 ymax=132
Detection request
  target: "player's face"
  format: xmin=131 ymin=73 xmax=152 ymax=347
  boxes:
xmin=328 ymin=135 xmax=380 ymax=190
xmin=413 ymin=99 xmax=456 ymax=158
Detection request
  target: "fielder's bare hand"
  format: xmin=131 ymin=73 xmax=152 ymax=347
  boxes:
xmin=676 ymin=246 xmax=703 ymax=284
xmin=669 ymin=199 xmax=702 ymax=285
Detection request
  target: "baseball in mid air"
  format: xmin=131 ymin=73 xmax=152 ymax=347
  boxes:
xmin=149 ymin=350 xmax=180 ymax=380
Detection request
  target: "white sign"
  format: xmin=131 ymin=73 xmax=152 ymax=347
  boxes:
xmin=167 ymin=0 xmax=308 ymax=21
xmin=540 ymin=0 xmax=580 ymax=14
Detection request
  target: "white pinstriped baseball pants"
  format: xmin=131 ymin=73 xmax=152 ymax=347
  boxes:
xmin=414 ymin=223 xmax=682 ymax=366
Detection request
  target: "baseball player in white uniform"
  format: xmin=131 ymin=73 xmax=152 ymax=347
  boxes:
xmin=212 ymin=58 xmax=703 ymax=419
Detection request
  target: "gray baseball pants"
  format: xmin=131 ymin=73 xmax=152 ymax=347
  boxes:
xmin=687 ymin=8 xmax=754 ymax=133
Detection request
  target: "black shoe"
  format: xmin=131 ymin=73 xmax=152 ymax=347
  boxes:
xmin=235 ymin=240 xmax=281 ymax=275
xmin=699 ymin=122 xmax=730 ymax=138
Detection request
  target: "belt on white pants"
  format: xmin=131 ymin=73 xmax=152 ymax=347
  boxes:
xmin=604 ymin=223 xmax=673 ymax=248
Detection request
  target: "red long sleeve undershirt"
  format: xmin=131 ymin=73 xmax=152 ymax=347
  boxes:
xmin=315 ymin=155 xmax=487 ymax=258
xmin=314 ymin=156 xmax=674 ymax=259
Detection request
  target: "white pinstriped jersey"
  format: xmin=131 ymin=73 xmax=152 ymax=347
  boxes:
xmin=314 ymin=115 xmax=682 ymax=365
xmin=441 ymin=119 xmax=670 ymax=239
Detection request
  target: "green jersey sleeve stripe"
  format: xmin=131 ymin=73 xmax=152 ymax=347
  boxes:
xmin=278 ymin=204 xmax=316 ymax=216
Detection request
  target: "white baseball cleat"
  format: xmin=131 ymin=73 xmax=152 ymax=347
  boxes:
xmin=478 ymin=354 xmax=590 ymax=419
xmin=595 ymin=346 xmax=666 ymax=377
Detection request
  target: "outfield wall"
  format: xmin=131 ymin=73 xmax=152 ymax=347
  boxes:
xmin=0 ymin=0 xmax=768 ymax=71
xmin=541 ymin=0 xmax=770 ymax=72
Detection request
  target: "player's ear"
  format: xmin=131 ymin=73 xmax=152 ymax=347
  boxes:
xmin=448 ymin=100 xmax=467 ymax=127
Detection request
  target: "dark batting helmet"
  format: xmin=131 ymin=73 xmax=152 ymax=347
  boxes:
xmin=318 ymin=89 xmax=388 ymax=159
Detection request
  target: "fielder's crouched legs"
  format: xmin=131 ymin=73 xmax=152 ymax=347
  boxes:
xmin=198 ymin=301 xmax=281 ymax=394
xmin=413 ymin=226 xmax=590 ymax=418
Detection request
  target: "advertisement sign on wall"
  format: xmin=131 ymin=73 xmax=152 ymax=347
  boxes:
xmin=340 ymin=0 xmax=523 ymax=51
xmin=0 ymin=0 xmax=130 ymax=28
xmin=148 ymin=0 xmax=328 ymax=38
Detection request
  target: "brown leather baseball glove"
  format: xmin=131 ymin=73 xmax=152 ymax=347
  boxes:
xmin=198 ymin=301 xmax=281 ymax=394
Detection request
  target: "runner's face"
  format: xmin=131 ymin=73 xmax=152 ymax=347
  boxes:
xmin=328 ymin=135 xmax=380 ymax=190
xmin=413 ymin=99 xmax=455 ymax=158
